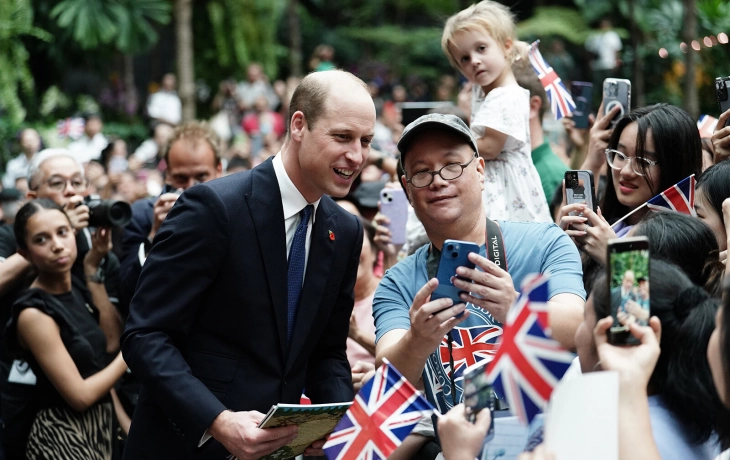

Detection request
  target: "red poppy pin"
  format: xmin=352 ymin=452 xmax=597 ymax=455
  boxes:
xmin=328 ymin=230 xmax=335 ymax=241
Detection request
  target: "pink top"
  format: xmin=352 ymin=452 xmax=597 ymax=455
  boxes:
xmin=346 ymin=292 xmax=377 ymax=368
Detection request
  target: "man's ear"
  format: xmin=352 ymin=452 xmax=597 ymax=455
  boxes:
xmin=26 ymin=189 xmax=36 ymax=200
xmin=289 ymin=111 xmax=306 ymax=142
xmin=399 ymin=175 xmax=411 ymax=202
xmin=475 ymin=156 xmax=486 ymax=191
xmin=528 ymin=95 xmax=542 ymax=121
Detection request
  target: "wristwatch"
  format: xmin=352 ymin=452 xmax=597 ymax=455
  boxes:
xmin=86 ymin=266 xmax=105 ymax=284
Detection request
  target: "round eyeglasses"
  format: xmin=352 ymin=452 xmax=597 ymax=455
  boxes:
xmin=605 ymin=149 xmax=659 ymax=177
xmin=35 ymin=175 xmax=89 ymax=193
xmin=406 ymin=153 xmax=478 ymax=188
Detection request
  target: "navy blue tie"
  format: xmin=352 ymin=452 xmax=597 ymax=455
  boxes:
xmin=287 ymin=204 xmax=313 ymax=342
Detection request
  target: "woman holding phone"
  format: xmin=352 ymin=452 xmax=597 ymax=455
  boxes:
xmin=6 ymin=199 xmax=127 ymax=459
xmin=558 ymin=103 xmax=703 ymax=265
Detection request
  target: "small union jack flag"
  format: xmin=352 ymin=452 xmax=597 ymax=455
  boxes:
xmin=697 ymin=114 xmax=718 ymax=139
xmin=646 ymin=174 xmax=696 ymax=216
xmin=56 ymin=117 xmax=85 ymax=140
xmin=486 ymin=274 xmax=573 ymax=424
xmin=528 ymin=40 xmax=576 ymax=120
xmin=323 ymin=360 xmax=434 ymax=460
xmin=438 ymin=325 xmax=501 ymax=379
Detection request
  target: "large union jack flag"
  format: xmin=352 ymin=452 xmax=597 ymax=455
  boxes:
xmin=528 ymin=40 xmax=576 ymax=120
xmin=438 ymin=325 xmax=501 ymax=379
xmin=323 ymin=360 xmax=433 ymax=460
xmin=646 ymin=174 xmax=696 ymax=216
xmin=56 ymin=117 xmax=85 ymax=140
xmin=486 ymin=275 xmax=573 ymax=424
xmin=697 ymin=114 xmax=718 ymax=139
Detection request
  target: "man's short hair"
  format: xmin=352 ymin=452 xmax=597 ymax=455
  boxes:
xmin=512 ymin=43 xmax=550 ymax=122
xmin=162 ymin=121 xmax=221 ymax=167
xmin=287 ymin=70 xmax=369 ymax=134
xmin=27 ymin=149 xmax=85 ymax=190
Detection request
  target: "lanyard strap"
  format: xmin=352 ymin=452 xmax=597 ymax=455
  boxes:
xmin=485 ymin=218 xmax=507 ymax=271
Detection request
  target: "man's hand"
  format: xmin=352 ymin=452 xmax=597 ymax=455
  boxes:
xmin=351 ymin=361 xmax=375 ymax=391
xmin=84 ymin=227 xmax=112 ymax=272
xmin=373 ymin=212 xmax=399 ymax=269
xmin=304 ymin=438 xmax=327 ymax=457
xmin=452 ymin=253 xmax=517 ymax=324
xmin=149 ymin=192 xmax=180 ymax=240
xmin=407 ymin=278 xmax=470 ymax=353
xmin=63 ymin=195 xmax=89 ymax=231
xmin=209 ymin=410 xmax=298 ymax=460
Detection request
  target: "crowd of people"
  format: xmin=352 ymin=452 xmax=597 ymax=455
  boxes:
xmin=2 ymin=1 xmax=730 ymax=459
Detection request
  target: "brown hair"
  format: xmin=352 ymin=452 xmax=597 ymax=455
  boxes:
xmin=162 ymin=121 xmax=221 ymax=166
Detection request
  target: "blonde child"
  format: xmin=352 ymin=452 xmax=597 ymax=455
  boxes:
xmin=442 ymin=1 xmax=552 ymax=222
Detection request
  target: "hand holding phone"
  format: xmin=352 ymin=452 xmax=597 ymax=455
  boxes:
xmin=716 ymin=76 xmax=730 ymax=128
xmin=607 ymin=237 xmax=650 ymax=345
xmin=431 ymin=240 xmax=480 ymax=307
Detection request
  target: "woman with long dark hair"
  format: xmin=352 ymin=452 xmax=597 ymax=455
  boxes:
xmin=6 ymin=199 xmax=126 ymax=459
xmin=559 ymin=104 xmax=703 ymax=265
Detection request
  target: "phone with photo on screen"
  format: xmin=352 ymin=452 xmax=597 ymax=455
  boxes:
xmin=607 ymin=237 xmax=650 ymax=345
xmin=462 ymin=360 xmax=495 ymax=441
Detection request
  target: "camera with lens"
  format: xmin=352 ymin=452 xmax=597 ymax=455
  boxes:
xmin=83 ymin=195 xmax=132 ymax=228
xmin=716 ymin=77 xmax=729 ymax=103
xmin=565 ymin=171 xmax=580 ymax=189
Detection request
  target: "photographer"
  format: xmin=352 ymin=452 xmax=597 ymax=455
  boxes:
xmin=119 ymin=122 xmax=222 ymax=317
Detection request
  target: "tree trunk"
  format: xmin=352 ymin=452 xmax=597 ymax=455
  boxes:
xmin=287 ymin=0 xmax=303 ymax=77
xmin=175 ymin=0 xmax=195 ymax=121
xmin=628 ymin=0 xmax=645 ymax=107
xmin=683 ymin=0 xmax=699 ymax=119
xmin=123 ymin=54 xmax=138 ymax=117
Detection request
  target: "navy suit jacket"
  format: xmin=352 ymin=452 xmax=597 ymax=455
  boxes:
xmin=121 ymin=159 xmax=361 ymax=458
xmin=119 ymin=196 xmax=154 ymax=318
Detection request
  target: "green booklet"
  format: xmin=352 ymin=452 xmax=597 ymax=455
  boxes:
xmin=256 ymin=402 xmax=352 ymax=460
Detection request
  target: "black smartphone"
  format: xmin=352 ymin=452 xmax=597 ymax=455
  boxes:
xmin=571 ymin=82 xmax=593 ymax=129
xmin=462 ymin=360 xmax=495 ymax=440
xmin=602 ymin=78 xmax=631 ymax=127
xmin=564 ymin=170 xmax=596 ymax=214
xmin=715 ymin=76 xmax=730 ymax=127
xmin=431 ymin=239 xmax=479 ymax=308
xmin=607 ymin=237 xmax=650 ymax=345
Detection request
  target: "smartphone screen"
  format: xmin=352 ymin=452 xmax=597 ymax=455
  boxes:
xmin=608 ymin=237 xmax=650 ymax=345
xmin=463 ymin=361 xmax=495 ymax=440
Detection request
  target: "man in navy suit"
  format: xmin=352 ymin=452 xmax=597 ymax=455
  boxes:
xmin=121 ymin=70 xmax=376 ymax=459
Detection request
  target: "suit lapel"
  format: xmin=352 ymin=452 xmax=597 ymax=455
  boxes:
xmin=286 ymin=201 xmax=337 ymax=372
xmin=245 ymin=160 xmax=290 ymax=360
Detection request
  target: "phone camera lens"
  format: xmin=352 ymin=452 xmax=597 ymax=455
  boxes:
xmin=446 ymin=244 xmax=453 ymax=251
xmin=452 ymin=252 xmax=459 ymax=258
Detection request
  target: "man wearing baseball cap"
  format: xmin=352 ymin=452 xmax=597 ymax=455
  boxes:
xmin=372 ymin=113 xmax=585 ymax=416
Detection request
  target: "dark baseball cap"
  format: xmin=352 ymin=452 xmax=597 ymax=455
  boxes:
xmin=397 ymin=113 xmax=478 ymax=166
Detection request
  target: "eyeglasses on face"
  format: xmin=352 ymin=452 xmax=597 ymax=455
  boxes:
xmin=35 ymin=175 xmax=89 ymax=193
xmin=605 ymin=149 xmax=659 ymax=177
xmin=406 ymin=152 xmax=478 ymax=188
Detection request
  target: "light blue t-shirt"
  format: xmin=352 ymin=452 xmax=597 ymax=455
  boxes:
xmin=373 ymin=221 xmax=585 ymax=413
xmin=649 ymin=395 xmax=720 ymax=459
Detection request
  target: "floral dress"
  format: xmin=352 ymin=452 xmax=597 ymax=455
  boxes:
xmin=471 ymin=84 xmax=552 ymax=222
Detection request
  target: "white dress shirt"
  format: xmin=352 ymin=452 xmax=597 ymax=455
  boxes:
xmin=273 ymin=153 xmax=320 ymax=277
xmin=2 ymin=153 xmax=33 ymax=189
